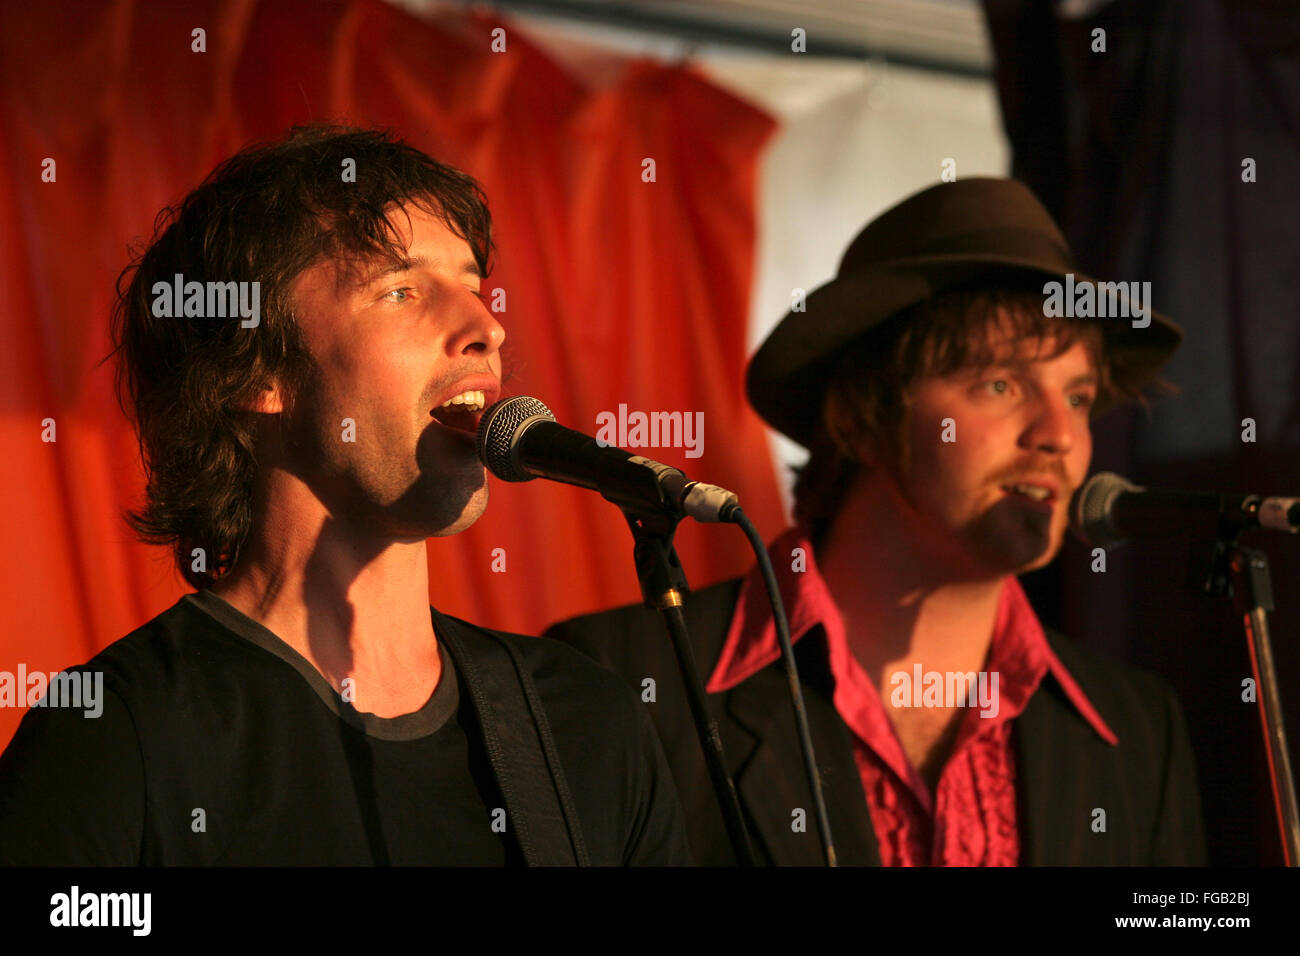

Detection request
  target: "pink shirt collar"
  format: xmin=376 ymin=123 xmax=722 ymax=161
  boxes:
xmin=707 ymin=526 xmax=1117 ymax=752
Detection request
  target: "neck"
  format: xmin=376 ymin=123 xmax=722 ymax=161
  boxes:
xmin=816 ymin=472 xmax=1006 ymax=686
xmin=209 ymin=466 xmax=441 ymax=708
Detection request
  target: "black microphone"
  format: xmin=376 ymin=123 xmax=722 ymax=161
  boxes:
xmin=1070 ymin=471 xmax=1300 ymax=548
xmin=476 ymin=395 xmax=740 ymax=522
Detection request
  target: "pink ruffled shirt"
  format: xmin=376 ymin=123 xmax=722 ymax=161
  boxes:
xmin=707 ymin=527 xmax=1117 ymax=866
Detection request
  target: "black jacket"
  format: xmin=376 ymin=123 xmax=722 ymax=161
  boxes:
xmin=546 ymin=578 xmax=1209 ymax=866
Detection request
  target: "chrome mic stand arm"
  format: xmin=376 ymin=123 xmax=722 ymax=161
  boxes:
xmin=1205 ymin=530 xmax=1300 ymax=865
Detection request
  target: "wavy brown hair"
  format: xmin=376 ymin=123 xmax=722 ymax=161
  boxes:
xmin=109 ymin=124 xmax=494 ymax=588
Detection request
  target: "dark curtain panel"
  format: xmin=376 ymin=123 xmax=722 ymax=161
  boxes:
xmin=984 ymin=0 xmax=1300 ymax=864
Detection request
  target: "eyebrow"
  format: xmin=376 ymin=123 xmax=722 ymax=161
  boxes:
xmin=364 ymin=255 xmax=481 ymax=283
xmin=978 ymin=358 xmax=1099 ymax=387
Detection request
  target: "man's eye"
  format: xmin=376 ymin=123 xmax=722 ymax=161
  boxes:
xmin=984 ymin=379 xmax=1010 ymax=395
xmin=1070 ymin=392 xmax=1096 ymax=409
xmin=383 ymin=287 xmax=414 ymax=302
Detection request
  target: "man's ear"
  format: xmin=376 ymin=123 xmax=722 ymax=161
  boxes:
xmin=824 ymin=391 xmax=879 ymax=467
xmin=851 ymin=433 xmax=882 ymax=468
xmin=240 ymin=382 xmax=285 ymax=415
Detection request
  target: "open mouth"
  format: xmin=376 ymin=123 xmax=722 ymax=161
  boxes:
xmin=1001 ymin=483 xmax=1057 ymax=506
xmin=430 ymin=389 xmax=487 ymax=436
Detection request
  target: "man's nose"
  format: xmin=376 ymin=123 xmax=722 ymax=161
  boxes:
xmin=1021 ymin=393 xmax=1075 ymax=456
xmin=447 ymin=296 xmax=506 ymax=358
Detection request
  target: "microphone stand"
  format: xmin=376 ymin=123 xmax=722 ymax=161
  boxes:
xmin=1202 ymin=528 xmax=1300 ymax=865
xmin=622 ymin=506 xmax=757 ymax=866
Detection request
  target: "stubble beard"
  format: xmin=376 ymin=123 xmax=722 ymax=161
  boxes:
xmin=277 ymin=377 xmax=490 ymax=541
xmin=892 ymin=463 xmax=1063 ymax=582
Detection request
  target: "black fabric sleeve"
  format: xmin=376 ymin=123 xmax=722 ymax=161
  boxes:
xmin=541 ymin=615 xmax=693 ymax=865
xmin=1150 ymin=684 xmax=1210 ymax=866
xmin=0 ymin=683 xmax=144 ymax=866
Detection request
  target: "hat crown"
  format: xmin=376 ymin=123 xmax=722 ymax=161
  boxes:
xmin=838 ymin=177 xmax=1075 ymax=277
xmin=745 ymin=177 xmax=1181 ymax=449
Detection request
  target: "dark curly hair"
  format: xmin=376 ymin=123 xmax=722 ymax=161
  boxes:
xmin=109 ymin=124 xmax=494 ymax=588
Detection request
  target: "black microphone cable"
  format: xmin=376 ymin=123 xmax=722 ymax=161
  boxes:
xmin=477 ymin=396 xmax=837 ymax=865
xmin=726 ymin=508 xmax=837 ymax=867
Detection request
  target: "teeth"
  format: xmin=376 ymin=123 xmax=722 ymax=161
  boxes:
xmin=440 ymin=390 xmax=485 ymax=411
xmin=1009 ymin=484 xmax=1051 ymax=501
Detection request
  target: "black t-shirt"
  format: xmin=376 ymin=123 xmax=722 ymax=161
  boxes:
xmin=0 ymin=591 xmax=689 ymax=865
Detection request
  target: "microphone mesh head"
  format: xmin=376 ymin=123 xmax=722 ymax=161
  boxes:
xmin=1070 ymin=471 xmax=1138 ymax=547
xmin=476 ymin=395 xmax=555 ymax=482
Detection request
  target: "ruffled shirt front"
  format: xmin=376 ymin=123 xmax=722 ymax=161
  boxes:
xmin=707 ymin=527 xmax=1117 ymax=866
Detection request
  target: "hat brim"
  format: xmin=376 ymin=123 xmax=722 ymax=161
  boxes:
xmin=746 ymin=253 xmax=1183 ymax=448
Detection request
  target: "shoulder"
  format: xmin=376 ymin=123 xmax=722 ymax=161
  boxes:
xmin=1034 ymin=627 xmax=1207 ymax=863
xmin=551 ymin=578 xmax=744 ymax=634
xmin=69 ymin=596 xmax=288 ymax=712
xmin=542 ymin=578 xmax=743 ymax=676
xmin=1037 ymin=626 xmax=1195 ymax=766
xmin=85 ymin=594 xmax=248 ymax=671
xmin=488 ymin=624 xmax=641 ymax=707
xmin=436 ymin=613 xmax=693 ymax=864
xmin=0 ymin=599 xmax=228 ymax=865
xmin=2 ymin=594 xmax=286 ymax=762
xmin=0 ymin=598 xmax=239 ymax=725
xmin=1043 ymin=627 xmax=1185 ymax=721
xmin=437 ymin=612 xmax=649 ymax=733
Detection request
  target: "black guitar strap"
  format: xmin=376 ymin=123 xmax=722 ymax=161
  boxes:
xmin=435 ymin=611 xmax=590 ymax=866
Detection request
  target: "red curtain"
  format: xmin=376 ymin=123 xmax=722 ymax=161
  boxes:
xmin=0 ymin=0 xmax=786 ymax=747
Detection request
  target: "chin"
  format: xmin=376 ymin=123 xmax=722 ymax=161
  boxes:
xmin=428 ymin=481 xmax=490 ymax=538
xmin=1015 ymin=549 xmax=1058 ymax=575
xmin=968 ymin=502 xmax=1070 ymax=573
xmin=1010 ymin=526 xmax=1069 ymax=574
xmin=375 ymin=463 xmax=489 ymax=539
xmin=965 ymin=530 xmax=1061 ymax=577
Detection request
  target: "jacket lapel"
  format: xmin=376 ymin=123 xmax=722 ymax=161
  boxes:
xmin=723 ymin=651 xmax=881 ymax=866
xmin=724 ymin=678 xmax=820 ymax=865
xmin=1016 ymin=676 xmax=1109 ymax=865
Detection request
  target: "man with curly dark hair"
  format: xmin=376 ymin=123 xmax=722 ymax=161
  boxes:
xmin=0 ymin=124 xmax=689 ymax=866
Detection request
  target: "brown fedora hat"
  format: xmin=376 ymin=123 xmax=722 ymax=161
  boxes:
xmin=745 ymin=177 xmax=1182 ymax=448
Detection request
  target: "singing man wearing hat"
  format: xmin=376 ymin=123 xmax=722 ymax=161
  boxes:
xmin=545 ymin=177 xmax=1208 ymax=865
